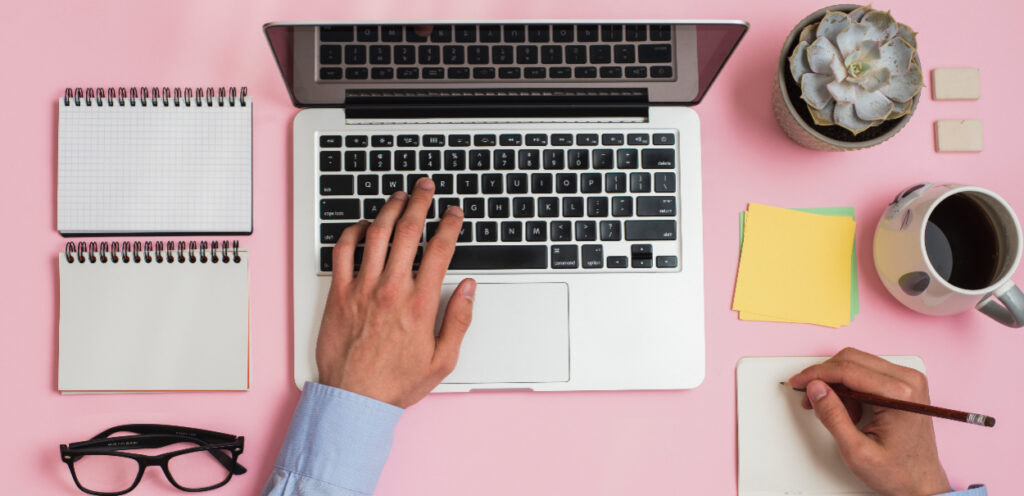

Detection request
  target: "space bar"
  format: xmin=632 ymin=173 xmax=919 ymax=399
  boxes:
xmin=448 ymin=246 xmax=548 ymax=270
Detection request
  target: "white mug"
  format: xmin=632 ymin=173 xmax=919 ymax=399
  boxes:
xmin=873 ymin=183 xmax=1024 ymax=327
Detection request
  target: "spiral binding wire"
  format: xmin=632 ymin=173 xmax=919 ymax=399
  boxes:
xmin=63 ymin=87 xmax=248 ymax=107
xmin=64 ymin=240 xmax=242 ymax=264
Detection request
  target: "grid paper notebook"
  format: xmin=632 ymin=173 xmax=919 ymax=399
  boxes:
xmin=58 ymin=240 xmax=249 ymax=392
xmin=57 ymin=87 xmax=252 ymax=235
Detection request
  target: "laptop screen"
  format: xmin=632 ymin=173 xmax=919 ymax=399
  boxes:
xmin=264 ymin=21 xmax=747 ymax=108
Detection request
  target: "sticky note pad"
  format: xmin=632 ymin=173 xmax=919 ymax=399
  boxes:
xmin=732 ymin=204 xmax=855 ymax=328
xmin=931 ymin=68 xmax=980 ymax=100
xmin=739 ymin=207 xmax=858 ymax=323
xmin=935 ymin=120 xmax=984 ymax=152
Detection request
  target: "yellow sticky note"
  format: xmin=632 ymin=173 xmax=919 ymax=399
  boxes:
xmin=732 ymin=203 xmax=855 ymax=328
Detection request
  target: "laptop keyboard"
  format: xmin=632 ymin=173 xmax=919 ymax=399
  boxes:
xmin=316 ymin=130 xmax=681 ymax=273
xmin=317 ymin=24 xmax=675 ymax=82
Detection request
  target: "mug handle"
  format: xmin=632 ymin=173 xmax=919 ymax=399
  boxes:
xmin=977 ymin=281 xmax=1024 ymax=328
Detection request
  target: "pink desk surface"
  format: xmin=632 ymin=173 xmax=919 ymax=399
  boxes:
xmin=3 ymin=1 xmax=1022 ymax=494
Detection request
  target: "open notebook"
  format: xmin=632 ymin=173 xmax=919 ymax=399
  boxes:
xmin=57 ymin=87 xmax=252 ymax=235
xmin=58 ymin=240 xmax=249 ymax=392
xmin=737 ymin=356 xmax=925 ymax=496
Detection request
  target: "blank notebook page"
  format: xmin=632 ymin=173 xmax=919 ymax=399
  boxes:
xmin=58 ymin=252 xmax=249 ymax=392
xmin=57 ymin=97 xmax=252 ymax=234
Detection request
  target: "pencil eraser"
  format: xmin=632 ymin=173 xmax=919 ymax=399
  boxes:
xmin=931 ymin=68 xmax=980 ymax=100
xmin=935 ymin=120 xmax=983 ymax=152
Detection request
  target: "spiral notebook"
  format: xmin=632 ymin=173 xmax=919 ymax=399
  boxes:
xmin=58 ymin=240 xmax=249 ymax=392
xmin=57 ymin=87 xmax=252 ymax=235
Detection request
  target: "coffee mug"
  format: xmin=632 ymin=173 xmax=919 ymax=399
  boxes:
xmin=874 ymin=183 xmax=1024 ymax=327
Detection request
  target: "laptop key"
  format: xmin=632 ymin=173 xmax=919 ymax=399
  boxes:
xmin=625 ymin=25 xmax=647 ymax=41
xmin=371 ymin=67 xmax=394 ymax=79
xmin=516 ymin=45 xmax=538 ymax=64
xmin=320 ymin=175 xmax=353 ymax=195
xmin=344 ymin=151 xmax=366 ymax=171
xmin=397 ymin=135 xmax=419 ymax=147
xmin=320 ymin=67 xmax=343 ymax=79
xmin=526 ymin=221 xmax=547 ymax=241
xmin=538 ymin=197 xmax=559 ymax=217
xmin=607 ymin=255 xmax=628 ymax=268
xmin=575 ymin=67 xmax=597 ymax=78
xmin=457 ymin=223 xmax=473 ymax=243
xmin=364 ymin=198 xmax=385 ymax=219
xmin=382 ymin=175 xmax=403 ymax=194
xmin=320 ymin=199 xmax=360 ymax=220
xmin=582 ymin=245 xmax=604 ymax=268
xmin=531 ymin=173 xmax=552 ymax=194
xmin=448 ymin=246 xmax=547 ymax=270
xmin=430 ymin=25 xmax=453 ymax=42
xmin=506 ymin=173 xmax=528 ymax=193
xmin=625 ymin=220 xmax=677 ymax=240
xmin=344 ymin=45 xmax=366 ymax=64
xmin=587 ymin=197 xmax=608 ymax=217
xmin=494 ymin=149 xmax=515 ymax=169
xmin=321 ymin=222 xmax=355 ymax=243
xmin=470 ymin=150 xmax=491 ymax=170
xmin=406 ymin=26 xmax=428 ymax=42
xmin=477 ymin=222 xmax=498 ymax=242
xmin=637 ymin=196 xmax=677 ymax=216
xmin=600 ymin=220 xmax=622 ymax=241
xmin=320 ymin=26 xmax=354 ymax=42
xmin=551 ymin=245 xmax=579 ymax=269
xmin=488 ymin=198 xmax=510 ymax=218
xmin=455 ymin=26 xmax=476 ymax=42
xmin=394 ymin=150 xmax=416 ymax=170
xmin=480 ymin=25 xmax=501 ymax=42
xmin=625 ymin=66 xmax=647 ymax=78
xmin=445 ymin=150 xmax=466 ymax=170
xmin=577 ymin=25 xmax=599 ymax=42
xmin=424 ymin=67 xmax=446 ymax=79
xmin=482 ymin=174 xmax=503 ymax=194
xmin=499 ymin=134 xmax=522 ymax=146
xmin=631 ymin=244 xmax=653 ymax=269
xmin=463 ymin=198 xmax=484 ymax=218
xmin=605 ymin=172 xmax=627 ymax=193
xmin=650 ymin=24 xmax=672 ymax=41
xmin=639 ymin=44 xmax=673 ymax=63
xmin=656 ymin=256 xmax=679 ymax=268
xmin=369 ymin=45 xmax=390 ymax=64
xmin=568 ymin=149 xmax=589 ymax=169
xmin=423 ymin=135 xmax=445 ymax=147
xmin=541 ymin=45 xmax=562 ymax=64
xmin=406 ymin=174 xmax=428 ymax=193
xmin=528 ymin=25 xmax=550 ymax=42
xmin=419 ymin=150 xmax=441 ymax=170
xmin=443 ymin=45 xmax=464 ymax=64
xmin=468 ymin=45 xmax=489 ymax=64
xmin=651 ymin=66 xmax=673 ymax=78
xmin=518 ymin=149 xmax=540 ymax=170
xmin=602 ymin=24 xmax=623 ymax=42
xmin=438 ymin=198 xmax=460 ymax=217
xmin=345 ymin=67 xmax=368 ymax=79
xmin=449 ymin=135 xmax=471 ymax=147
xmin=474 ymin=134 xmax=497 ymax=147
xmin=653 ymin=133 xmax=675 ymax=145
xmin=612 ymin=196 xmax=633 ymax=217
xmin=642 ymin=148 xmax=675 ymax=169
xmin=543 ymin=149 xmax=564 ymax=169
xmin=381 ymin=26 xmax=403 ymax=42
xmin=577 ymin=134 xmax=600 ymax=146
xmin=320 ymin=135 xmax=342 ymax=147
xmin=369 ymin=151 xmax=390 ymax=171
xmin=419 ymin=45 xmax=440 ymax=64
xmin=617 ymin=149 xmax=639 ymax=169
xmin=357 ymin=25 xmax=378 ymax=42
xmin=501 ymin=221 xmax=523 ymax=242
xmin=499 ymin=67 xmax=522 ymax=79
xmin=654 ymin=172 xmax=676 ymax=192
xmin=602 ymin=134 xmax=624 ymax=146
xmin=492 ymin=45 xmax=514 ymax=64
xmin=448 ymin=67 xmax=470 ymax=79
xmin=371 ymin=135 xmax=393 ymax=147
xmin=563 ymin=197 xmax=584 ymax=217
xmin=590 ymin=45 xmax=611 ymax=64
xmin=581 ymin=173 xmax=602 ymax=193
xmin=556 ymin=173 xmax=577 ymax=193
xmin=394 ymin=45 xmax=415 ymax=64
xmin=504 ymin=24 xmax=526 ymax=42
xmin=627 ymin=133 xmax=650 ymax=145
xmin=553 ymin=25 xmax=574 ymax=42
xmin=524 ymin=67 xmax=547 ymax=79
xmin=345 ymin=135 xmax=368 ymax=147
xmin=614 ymin=45 xmax=635 ymax=64
xmin=630 ymin=172 xmax=651 ymax=193
xmin=432 ymin=174 xmax=454 ymax=195
xmin=593 ymin=149 xmax=614 ymax=169
xmin=473 ymin=67 xmax=496 ymax=79
xmin=575 ymin=220 xmax=597 ymax=241
xmin=321 ymin=45 xmax=341 ymax=64
xmin=550 ymin=67 xmax=571 ymax=78
xmin=565 ymin=45 xmax=587 ymax=64
xmin=513 ymin=197 xmax=534 ymax=218
xmin=550 ymin=221 xmax=571 ymax=241
xmin=599 ymin=66 xmax=623 ymax=78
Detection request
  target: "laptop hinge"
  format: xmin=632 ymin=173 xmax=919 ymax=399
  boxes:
xmin=344 ymin=88 xmax=649 ymax=120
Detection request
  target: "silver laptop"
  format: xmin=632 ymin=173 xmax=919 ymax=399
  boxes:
xmin=264 ymin=20 xmax=747 ymax=392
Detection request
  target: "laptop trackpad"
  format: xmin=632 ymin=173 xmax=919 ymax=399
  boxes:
xmin=436 ymin=282 xmax=569 ymax=384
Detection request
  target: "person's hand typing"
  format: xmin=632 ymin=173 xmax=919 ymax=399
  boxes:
xmin=316 ymin=178 xmax=475 ymax=408
xmin=788 ymin=348 xmax=950 ymax=496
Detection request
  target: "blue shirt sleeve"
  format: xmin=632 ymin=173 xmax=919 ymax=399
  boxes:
xmin=261 ymin=382 xmax=404 ymax=496
xmin=935 ymin=486 xmax=987 ymax=496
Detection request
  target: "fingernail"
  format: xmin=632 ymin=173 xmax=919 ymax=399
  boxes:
xmin=417 ymin=178 xmax=434 ymax=190
xmin=462 ymin=279 xmax=476 ymax=301
xmin=807 ymin=381 xmax=828 ymax=403
xmin=445 ymin=206 xmax=464 ymax=218
xmin=393 ymin=190 xmax=408 ymax=200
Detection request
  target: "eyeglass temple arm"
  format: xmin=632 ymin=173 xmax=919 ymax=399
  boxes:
xmin=70 ymin=434 xmax=247 ymax=475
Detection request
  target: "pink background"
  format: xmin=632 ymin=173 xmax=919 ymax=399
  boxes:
xmin=2 ymin=0 xmax=1021 ymax=494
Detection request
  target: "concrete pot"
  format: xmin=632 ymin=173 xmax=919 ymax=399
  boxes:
xmin=772 ymin=4 xmax=921 ymax=151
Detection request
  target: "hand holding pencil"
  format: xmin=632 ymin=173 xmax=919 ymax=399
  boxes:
xmin=787 ymin=348 xmax=952 ymax=496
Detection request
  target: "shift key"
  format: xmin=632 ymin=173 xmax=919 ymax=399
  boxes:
xmin=320 ymin=199 xmax=360 ymax=219
xmin=625 ymin=220 xmax=677 ymax=240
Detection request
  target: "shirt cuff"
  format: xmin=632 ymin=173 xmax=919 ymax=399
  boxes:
xmin=274 ymin=382 xmax=404 ymax=495
xmin=934 ymin=485 xmax=987 ymax=496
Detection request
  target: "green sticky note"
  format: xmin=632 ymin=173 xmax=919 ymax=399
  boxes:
xmin=740 ymin=207 xmax=858 ymax=320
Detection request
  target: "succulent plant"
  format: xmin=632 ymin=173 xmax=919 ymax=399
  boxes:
xmin=789 ymin=5 xmax=923 ymax=135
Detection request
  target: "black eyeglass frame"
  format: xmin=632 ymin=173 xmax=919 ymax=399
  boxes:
xmin=60 ymin=424 xmax=246 ymax=496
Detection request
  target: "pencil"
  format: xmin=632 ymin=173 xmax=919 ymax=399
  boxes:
xmin=782 ymin=382 xmax=996 ymax=428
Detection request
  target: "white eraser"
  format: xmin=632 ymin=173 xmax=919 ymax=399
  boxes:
xmin=932 ymin=68 xmax=980 ymax=100
xmin=935 ymin=120 xmax=983 ymax=152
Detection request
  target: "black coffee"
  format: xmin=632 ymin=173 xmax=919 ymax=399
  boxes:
xmin=924 ymin=193 xmax=1001 ymax=290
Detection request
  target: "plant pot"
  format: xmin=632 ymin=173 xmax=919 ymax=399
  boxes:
xmin=772 ymin=4 xmax=921 ymax=151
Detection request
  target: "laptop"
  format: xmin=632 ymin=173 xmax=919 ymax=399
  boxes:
xmin=264 ymin=20 xmax=747 ymax=392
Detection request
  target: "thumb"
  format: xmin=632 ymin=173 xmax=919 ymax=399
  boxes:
xmin=433 ymin=278 xmax=476 ymax=372
xmin=807 ymin=380 xmax=870 ymax=457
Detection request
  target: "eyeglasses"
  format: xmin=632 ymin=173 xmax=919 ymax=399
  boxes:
xmin=60 ymin=424 xmax=246 ymax=495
